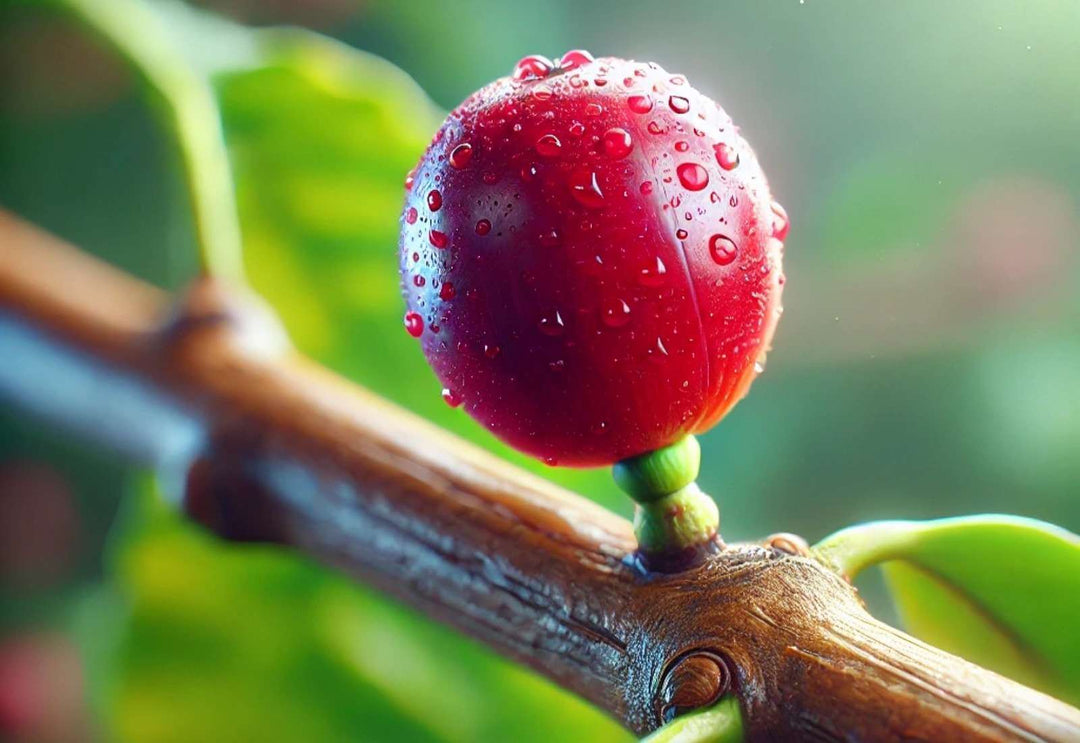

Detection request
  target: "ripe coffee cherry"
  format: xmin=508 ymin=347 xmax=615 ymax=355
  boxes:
xmin=399 ymin=54 xmax=787 ymax=468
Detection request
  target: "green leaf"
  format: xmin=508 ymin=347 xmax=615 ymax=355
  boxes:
xmin=640 ymin=697 xmax=743 ymax=743
xmin=814 ymin=515 xmax=1080 ymax=705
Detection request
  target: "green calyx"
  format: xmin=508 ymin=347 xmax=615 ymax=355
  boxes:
xmin=613 ymin=436 xmax=701 ymax=503
xmin=614 ymin=437 xmax=719 ymax=558
xmin=633 ymin=483 xmax=720 ymax=556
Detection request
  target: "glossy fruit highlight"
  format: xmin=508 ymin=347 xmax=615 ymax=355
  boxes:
xmin=399 ymin=53 xmax=787 ymax=467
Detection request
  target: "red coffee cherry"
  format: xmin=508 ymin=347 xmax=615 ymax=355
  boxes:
xmin=399 ymin=53 xmax=787 ymax=468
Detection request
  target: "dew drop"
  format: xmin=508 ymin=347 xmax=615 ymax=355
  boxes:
xmin=439 ymin=282 xmax=456 ymax=301
xmin=714 ymin=142 xmax=740 ymax=170
xmin=512 ymin=54 xmax=554 ymax=81
xmin=677 ymin=162 xmax=709 ymax=191
xmin=676 ymin=228 xmax=688 ymax=239
xmin=538 ymin=310 xmax=566 ymax=336
xmin=405 ymin=207 xmax=418 ymax=224
xmin=442 ymin=388 xmax=462 ymax=407
xmin=536 ymin=133 xmax=563 ymax=157
xmin=709 ymin=234 xmax=738 ymax=265
xmin=559 ymin=49 xmax=594 ymax=70
xmin=770 ymin=201 xmax=790 ymax=241
xmin=475 ymin=219 xmax=491 ymax=235
xmin=568 ymin=168 xmax=605 ymax=208
xmin=429 ymin=230 xmax=449 ymax=249
xmin=412 ymin=274 xmax=425 ymax=287
xmin=638 ymin=256 xmax=667 ymax=287
xmin=449 ymin=143 xmax=473 ymax=169
xmin=404 ymin=311 xmax=424 ymax=337
xmin=602 ymin=127 xmax=633 ymax=159
xmin=627 ymin=94 xmax=654 ymax=114
xmin=600 ymin=298 xmax=632 ymax=328
xmin=427 ymin=189 xmax=442 ymax=211
xmin=668 ymin=95 xmax=690 ymax=114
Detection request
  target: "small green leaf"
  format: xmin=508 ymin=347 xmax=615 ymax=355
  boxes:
xmin=640 ymin=697 xmax=743 ymax=743
xmin=814 ymin=515 xmax=1080 ymax=705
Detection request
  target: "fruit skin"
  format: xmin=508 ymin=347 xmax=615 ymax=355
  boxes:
xmin=399 ymin=55 xmax=786 ymax=467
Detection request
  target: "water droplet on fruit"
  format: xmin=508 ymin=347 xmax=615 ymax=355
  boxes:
xmin=648 ymin=336 xmax=669 ymax=362
xmin=427 ymin=189 xmax=442 ymax=211
xmin=513 ymin=54 xmax=554 ymax=81
xmin=594 ymin=77 xmax=608 ymax=86
xmin=548 ymin=359 xmax=566 ymax=373
xmin=405 ymin=207 xmax=418 ymax=224
xmin=521 ymin=163 xmax=539 ymax=181
xmin=449 ymin=143 xmax=473 ymax=169
xmin=404 ymin=311 xmax=424 ymax=337
xmin=668 ymin=95 xmax=690 ymax=114
xmin=413 ymin=274 xmax=425 ymax=287
xmin=475 ymin=219 xmax=491 ymax=235
xmin=569 ymin=121 xmax=586 ymax=137
xmin=675 ymin=140 xmax=689 ymax=152
xmin=482 ymin=171 xmax=498 ymax=185
xmin=559 ymin=49 xmax=594 ymax=70
xmin=484 ymin=343 xmax=501 ymax=359
xmin=600 ymin=297 xmax=632 ymax=328
xmin=429 ymin=230 xmax=448 ymax=249
xmin=770 ymin=201 xmax=790 ymax=241
xmin=543 ymin=455 xmax=559 ymax=466
xmin=442 ymin=388 xmax=462 ymax=407
xmin=754 ymin=361 xmax=765 ymax=374
xmin=639 ymin=256 xmax=667 ymax=286
xmin=676 ymin=228 xmax=688 ymax=239
xmin=536 ymin=133 xmax=562 ymax=157
xmin=627 ymin=94 xmax=653 ymax=113
xmin=532 ymin=85 xmax=553 ymax=101
xmin=569 ymin=168 xmax=605 ymax=208
xmin=647 ymin=121 xmax=665 ymax=135
xmin=714 ymin=142 xmax=740 ymax=170
xmin=602 ymin=127 xmax=633 ymax=159
xmin=439 ymin=282 xmax=456 ymax=300
xmin=677 ymin=162 xmax=709 ymax=191
xmin=585 ymin=102 xmax=604 ymax=116
xmin=538 ymin=310 xmax=566 ymax=336
xmin=539 ymin=229 xmax=560 ymax=247
xmin=709 ymin=234 xmax=738 ymax=265
xmin=404 ymin=168 xmax=416 ymax=190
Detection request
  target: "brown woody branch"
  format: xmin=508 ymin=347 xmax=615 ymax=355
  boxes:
xmin=2 ymin=208 xmax=1078 ymax=741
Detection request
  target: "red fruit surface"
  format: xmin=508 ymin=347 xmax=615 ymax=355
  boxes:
xmin=399 ymin=55 xmax=787 ymax=467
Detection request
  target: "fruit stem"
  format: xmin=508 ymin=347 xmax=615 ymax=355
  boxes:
xmin=613 ymin=436 xmax=722 ymax=569
xmin=50 ymin=0 xmax=246 ymax=284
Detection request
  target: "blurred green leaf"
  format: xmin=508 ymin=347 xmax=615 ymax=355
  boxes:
xmin=815 ymin=515 xmax=1080 ymax=705
xmin=639 ymin=697 xmax=743 ymax=743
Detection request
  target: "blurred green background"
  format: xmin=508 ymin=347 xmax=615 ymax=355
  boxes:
xmin=0 ymin=0 xmax=1077 ymax=740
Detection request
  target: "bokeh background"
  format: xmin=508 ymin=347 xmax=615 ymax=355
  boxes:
xmin=1 ymin=0 xmax=1078 ymax=740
